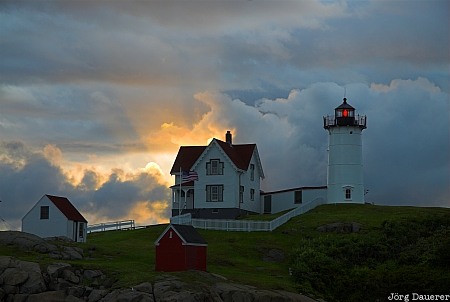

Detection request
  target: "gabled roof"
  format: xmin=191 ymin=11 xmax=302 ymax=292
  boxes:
xmin=170 ymin=139 xmax=261 ymax=176
xmin=155 ymin=224 xmax=207 ymax=246
xmin=170 ymin=146 xmax=206 ymax=174
xmin=46 ymin=195 xmax=87 ymax=223
xmin=214 ymin=139 xmax=256 ymax=171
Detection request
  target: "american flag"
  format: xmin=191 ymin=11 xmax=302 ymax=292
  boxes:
xmin=182 ymin=170 xmax=199 ymax=182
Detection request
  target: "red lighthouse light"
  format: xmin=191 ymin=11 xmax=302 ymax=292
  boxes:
xmin=343 ymin=109 xmax=348 ymax=117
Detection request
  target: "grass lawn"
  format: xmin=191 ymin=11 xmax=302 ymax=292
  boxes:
xmin=2 ymin=204 xmax=449 ymax=293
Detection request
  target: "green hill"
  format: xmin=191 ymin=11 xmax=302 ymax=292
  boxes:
xmin=2 ymin=204 xmax=450 ymax=301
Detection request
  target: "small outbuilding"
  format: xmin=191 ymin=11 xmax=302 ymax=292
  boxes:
xmin=22 ymin=194 xmax=88 ymax=243
xmin=155 ymin=224 xmax=207 ymax=272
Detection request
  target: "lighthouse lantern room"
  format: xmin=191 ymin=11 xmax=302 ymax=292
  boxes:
xmin=324 ymin=98 xmax=367 ymax=204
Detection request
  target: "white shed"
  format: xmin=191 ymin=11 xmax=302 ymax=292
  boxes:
xmin=22 ymin=194 xmax=88 ymax=243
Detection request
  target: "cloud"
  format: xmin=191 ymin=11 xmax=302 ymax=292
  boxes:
xmin=178 ymin=78 xmax=449 ymax=207
xmin=0 ymin=142 xmax=171 ymax=230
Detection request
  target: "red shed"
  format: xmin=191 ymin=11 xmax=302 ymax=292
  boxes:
xmin=155 ymin=224 xmax=207 ymax=272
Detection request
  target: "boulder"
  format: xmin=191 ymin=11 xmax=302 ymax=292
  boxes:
xmin=1 ymin=268 xmax=29 ymax=286
xmin=0 ymin=231 xmax=57 ymax=253
xmin=27 ymin=290 xmax=66 ymax=302
xmin=88 ymin=289 xmax=108 ymax=302
xmin=100 ymin=289 xmax=154 ymax=302
xmin=47 ymin=263 xmax=72 ymax=279
xmin=19 ymin=271 xmax=47 ymax=294
xmin=83 ymin=269 xmax=103 ymax=280
xmin=0 ymin=258 xmax=47 ymax=296
xmin=62 ymin=269 xmax=80 ymax=284
xmin=133 ymin=282 xmax=153 ymax=294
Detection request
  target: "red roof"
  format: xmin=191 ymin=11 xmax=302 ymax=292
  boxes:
xmin=170 ymin=139 xmax=257 ymax=174
xmin=46 ymin=195 xmax=87 ymax=223
xmin=170 ymin=146 xmax=206 ymax=174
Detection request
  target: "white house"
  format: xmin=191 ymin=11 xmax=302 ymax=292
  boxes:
xmin=170 ymin=98 xmax=367 ymax=220
xmin=22 ymin=194 xmax=88 ymax=243
xmin=170 ymin=131 xmax=265 ymax=219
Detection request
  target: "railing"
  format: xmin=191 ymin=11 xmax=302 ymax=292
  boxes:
xmin=323 ymin=115 xmax=367 ymax=129
xmin=191 ymin=219 xmax=271 ymax=232
xmin=170 ymin=197 xmax=325 ymax=232
xmin=269 ymin=197 xmax=325 ymax=231
xmin=87 ymin=219 xmax=135 ymax=233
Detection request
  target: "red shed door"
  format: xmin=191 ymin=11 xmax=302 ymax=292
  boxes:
xmin=156 ymin=229 xmax=185 ymax=271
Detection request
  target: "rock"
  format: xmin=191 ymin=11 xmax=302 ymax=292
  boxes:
xmin=67 ymin=286 xmax=86 ymax=298
xmin=63 ymin=269 xmax=80 ymax=284
xmin=0 ymin=231 xmax=57 ymax=253
xmin=27 ymin=290 xmax=66 ymax=302
xmin=133 ymin=282 xmax=153 ymax=294
xmin=1 ymin=268 xmax=29 ymax=286
xmin=19 ymin=271 xmax=47 ymax=294
xmin=316 ymin=222 xmax=362 ymax=233
xmin=11 ymin=293 xmax=28 ymax=302
xmin=62 ymin=247 xmax=83 ymax=260
xmin=83 ymin=270 xmax=103 ymax=280
xmin=66 ymin=295 xmax=86 ymax=302
xmin=0 ymin=256 xmax=13 ymax=274
xmin=88 ymin=289 xmax=108 ymax=302
xmin=100 ymin=289 xmax=154 ymax=302
xmin=47 ymin=263 xmax=72 ymax=280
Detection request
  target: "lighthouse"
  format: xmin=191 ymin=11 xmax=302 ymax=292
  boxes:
xmin=323 ymin=98 xmax=367 ymax=204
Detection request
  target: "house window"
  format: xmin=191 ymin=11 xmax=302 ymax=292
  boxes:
xmin=239 ymin=186 xmax=244 ymax=203
xmin=250 ymin=164 xmax=255 ymax=181
xmin=40 ymin=206 xmax=49 ymax=220
xmin=206 ymin=159 xmax=224 ymax=175
xmin=345 ymin=188 xmax=352 ymax=200
xmin=250 ymin=189 xmax=255 ymax=201
xmin=206 ymin=185 xmax=224 ymax=202
xmin=79 ymin=223 xmax=84 ymax=238
xmin=294 ymin=190 xmax=302 ymax=204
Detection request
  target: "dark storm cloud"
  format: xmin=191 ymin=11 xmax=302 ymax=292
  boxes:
xmin=0 ymin=0 xmax=448 ymax=229
xmin=0 ymin=142 xmax=171 ymax=230
xmin=194 ymin=78 xmax=449 ymax=207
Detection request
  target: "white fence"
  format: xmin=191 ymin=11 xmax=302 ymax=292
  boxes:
xmin=170 ymin=197 xmax=325 ymax=232
xmin=87 ymin=219 xmax=135 ymax=233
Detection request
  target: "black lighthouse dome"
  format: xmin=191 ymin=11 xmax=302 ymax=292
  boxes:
xmin=335 ymin=98 xmax=355 ymax=126
xmin=324 ymin=98 xmax=367 ymax=129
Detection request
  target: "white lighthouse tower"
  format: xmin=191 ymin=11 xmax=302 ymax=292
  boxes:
xmin=323 ymin=98 xmax=367 ymax=204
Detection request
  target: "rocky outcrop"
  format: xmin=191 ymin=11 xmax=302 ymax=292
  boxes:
xmin=0 ymin=255 xmax=317 ymax=302
xmin=0 ymin=231 xmax=84 ymax=260
xmin=316 ymin=222 xmax=362 ymax=233
xmin=0 ymin=230 xmax=316 ymax=301
xmin=0 ymin=231 xmax=57 ymax=254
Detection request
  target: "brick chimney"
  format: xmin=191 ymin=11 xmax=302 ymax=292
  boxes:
xmin=225 ymin=131 xmax=232 ymax=145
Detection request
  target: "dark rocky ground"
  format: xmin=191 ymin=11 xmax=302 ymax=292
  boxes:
xmin=0 ymin=231 xmax=317 ymax=302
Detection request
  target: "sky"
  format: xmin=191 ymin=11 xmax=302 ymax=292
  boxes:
xmin=0 ymin=0 xmax=449 ymax=230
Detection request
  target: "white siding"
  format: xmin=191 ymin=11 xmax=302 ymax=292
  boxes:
xmin=327 ymin=126 xmax=364 ymax=203
xmin=239 ymin=152 xmax=262 ymax=213
xmin=193 ymin=143 xmax=239 ymax=209
xmin=22 ymin=196 xmax=87 ymax=242
xmin=265 ymin=187 xmax=327 ymax=214
xmin=22 ymin=196 xmax=69 ymax=239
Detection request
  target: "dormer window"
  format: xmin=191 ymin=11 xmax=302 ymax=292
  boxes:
xmin=206 ymin=159 xmax=224 ymax=175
